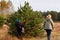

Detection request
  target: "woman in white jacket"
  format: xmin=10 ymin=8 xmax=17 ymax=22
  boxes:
xmin=43 ymin=14 xmax=54 ymax=40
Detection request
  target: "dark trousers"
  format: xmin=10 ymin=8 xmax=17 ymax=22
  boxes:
xmin=45 ymin=29 xmax=52 ymax=40
xmin=17 ymin=28 xmax=23 ymax=40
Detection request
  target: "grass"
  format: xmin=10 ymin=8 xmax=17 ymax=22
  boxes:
xmin=0 ymin=22 xmax=60 ymax=40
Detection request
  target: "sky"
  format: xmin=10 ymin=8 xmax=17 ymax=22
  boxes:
xmin=5 ymin=0 xmax=60 ymax=12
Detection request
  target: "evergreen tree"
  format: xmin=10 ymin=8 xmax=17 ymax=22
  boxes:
xmin=8 ymin=2 xmax=44 ymax=36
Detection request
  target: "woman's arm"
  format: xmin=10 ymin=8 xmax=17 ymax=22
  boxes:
xmin=50 ymin=19 xmax=54 ymax=29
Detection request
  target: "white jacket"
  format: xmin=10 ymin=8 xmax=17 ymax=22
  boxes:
xmin=43 ymin=19 xmax=54 ymax=30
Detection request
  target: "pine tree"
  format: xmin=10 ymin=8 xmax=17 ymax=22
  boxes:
xmin=8 ymin=2 xmax=44 ymax=36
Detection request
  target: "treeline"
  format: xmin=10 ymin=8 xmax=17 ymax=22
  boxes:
xmin=42 ymin=11 xmax=60 ymax=21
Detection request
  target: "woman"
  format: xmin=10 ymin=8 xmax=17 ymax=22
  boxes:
xmin=15 ymin=19 xmax=24 ymax=40
xmin=43 ymin=14 xmax=54 ymax=40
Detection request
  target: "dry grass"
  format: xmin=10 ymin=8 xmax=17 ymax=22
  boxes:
xmin=0 ymin=22 xmax=60 ymax=40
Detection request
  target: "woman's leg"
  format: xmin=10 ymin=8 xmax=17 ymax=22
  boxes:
xmin=17 ymin=29 xmax=23 ymax=40
xmin=46 ymin=29 xmax=52 ymax=40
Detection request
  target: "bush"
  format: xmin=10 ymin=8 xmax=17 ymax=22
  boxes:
xmin=8 ymin=2 xmax=44 ymax=37
xmin=7 ymin=14 xmax=18 ymax=36
xmin=0 ymin=16 xmax=4 ymax=27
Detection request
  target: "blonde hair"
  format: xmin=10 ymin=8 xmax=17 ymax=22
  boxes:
xmin=46 ymin=14 xmax=52 ymax=19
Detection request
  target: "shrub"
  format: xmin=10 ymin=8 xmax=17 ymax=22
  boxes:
xmin=8 ymin=2 xmax=44 ymax=37
xmin=0 ymin=16 xmax=4 ymax=27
